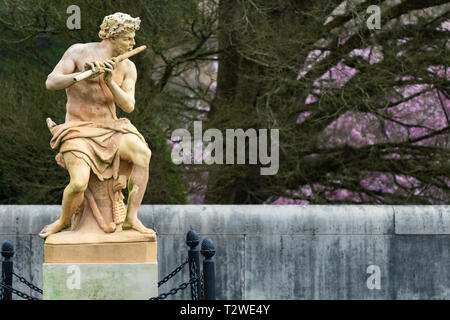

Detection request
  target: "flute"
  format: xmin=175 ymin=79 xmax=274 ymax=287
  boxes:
xmin=73 ymin=45 xmax=147 ymax=83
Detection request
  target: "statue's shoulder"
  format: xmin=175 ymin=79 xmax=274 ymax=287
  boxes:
xmin=65 ymin=43 xmax=84 ymax=53
xmin=122 ymin=58 xmax=136 ymax=68
xmin=121 ymin=58 xmax=137 ymax=75
xmin=64 ymin=42 xmax=98 ymax=56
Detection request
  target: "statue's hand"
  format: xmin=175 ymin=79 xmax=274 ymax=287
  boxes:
xmin=102 ymin=59 xmax=116 ymax=84
xmin=84 ymin=59 xmax=116 ymax=81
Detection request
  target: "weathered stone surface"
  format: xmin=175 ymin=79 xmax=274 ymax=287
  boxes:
xmin=0 ymin=205 xmax=60 ymax=235
xmin=1 ymin=205 xmax=449 ymax=300
xmin=151 ymin=205 xmax=394 ymax=235
xmin=43 ymin=263 xmax=157 ymax=300
xmin=30 ymin=235 xmax=44 ymax=292
xmin=389 ymin=235 xmax=450 ymax=299
xmin=245 ymin=235 xmax=392 ymax=299
xmin=394 ymin=206 xmax=450 ymax=234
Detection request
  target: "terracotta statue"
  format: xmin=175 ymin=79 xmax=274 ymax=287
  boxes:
xmin=39 ymin=12 xmax=155 ymax=241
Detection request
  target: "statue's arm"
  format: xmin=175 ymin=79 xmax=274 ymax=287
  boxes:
xmin=105 ymin=60 xmax=137 ymax=113
xmin=45 ymin=44 xmax=81 ymax=91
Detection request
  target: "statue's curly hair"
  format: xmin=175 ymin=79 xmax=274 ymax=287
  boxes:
xmin=98 ymin=12 xmax=141 ymax=40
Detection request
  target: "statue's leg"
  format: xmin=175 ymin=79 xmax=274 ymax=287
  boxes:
xmin=119 ymin=133 xmax=155 ymax=234
xmin=39 ymin=153 xmax=91 ymax=239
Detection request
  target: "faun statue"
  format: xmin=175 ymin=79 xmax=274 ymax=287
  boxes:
xmin=39 ymin=13 xmax=155 ymax=241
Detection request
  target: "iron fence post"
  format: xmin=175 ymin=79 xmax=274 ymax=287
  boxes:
xmin=1 ymin=240 xmax=14 ymax=300
xmin=186 ymin=230 xmax=201 ymax=300
xmin=201 ymin=238 xmax=216 ymax=300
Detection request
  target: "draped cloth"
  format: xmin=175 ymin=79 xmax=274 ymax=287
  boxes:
xmin=49 ymin=118 xmax=147 ymax=181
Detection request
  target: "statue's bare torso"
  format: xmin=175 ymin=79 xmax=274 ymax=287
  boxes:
xmin=64 ymin=42 xmax=133 ymax=123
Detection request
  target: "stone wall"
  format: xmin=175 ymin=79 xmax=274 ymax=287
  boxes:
xmin=0 ymin=205 xmax=449 ymax=299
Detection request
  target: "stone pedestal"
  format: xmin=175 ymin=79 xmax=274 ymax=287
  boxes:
xmin=43 ymin=237 xmax=158 ymax=300
xmin=42 ymin=173 xmax=158 ymax=300
xmin=43 ymin=262 xmax=157 ymax=300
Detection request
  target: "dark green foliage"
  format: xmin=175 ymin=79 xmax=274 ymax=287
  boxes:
xmin=203 ymin=0 xmax=449 ymax=204
xmin=1 ymin=0 xmax=448 ymax=205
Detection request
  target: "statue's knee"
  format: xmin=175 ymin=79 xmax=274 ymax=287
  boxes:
xmin=137 ymin=148 xmax=151 ymax=166
xmin=69 ymin=179 xmax=88 ymax=194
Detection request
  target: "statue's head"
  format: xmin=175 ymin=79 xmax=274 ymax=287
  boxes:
xmin=99 ymin=12 xmax=141 ymax=54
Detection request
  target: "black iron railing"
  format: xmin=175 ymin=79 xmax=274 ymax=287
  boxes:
xmin=1 ymin=229 xmax=216 ymax=300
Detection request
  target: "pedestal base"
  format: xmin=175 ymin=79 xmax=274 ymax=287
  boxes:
xmin=43 ymin=232 xmax=158 ymax=300
xmin=43 ymin=262 xmax=158 ymax=300
xmin=44 ymin=230 xmax=157 ymax=263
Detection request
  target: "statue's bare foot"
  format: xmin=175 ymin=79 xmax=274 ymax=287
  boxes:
xmin=129 ymin=218 xmax=156 ymax=238
xmin=39 ymin=219 xmax=70 ymax=239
